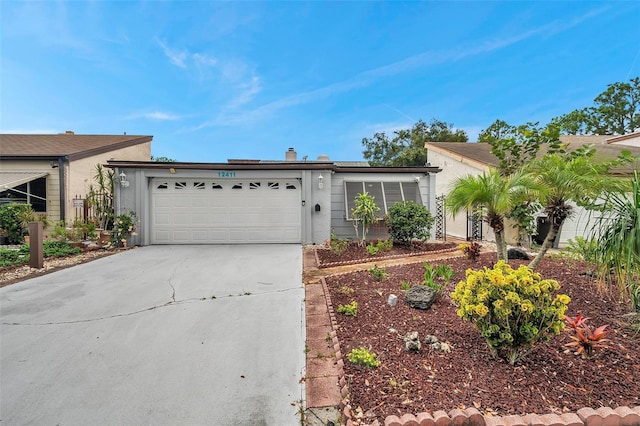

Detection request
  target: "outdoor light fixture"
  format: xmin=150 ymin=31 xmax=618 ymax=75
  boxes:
xmin=119 ymin=171 xmax=130 ymax=188
xmin=318 ymin=173 xmax=324 ymax=189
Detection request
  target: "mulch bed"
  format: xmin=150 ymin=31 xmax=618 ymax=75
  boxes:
xmin=324 ymin=252 xmax=640 ymax=423
xmin=317 ymin=241 xmax=458 ymax=267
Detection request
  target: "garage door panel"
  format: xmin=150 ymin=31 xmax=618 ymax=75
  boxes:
xmin=151 ymin=178 xmax=301 ymax=244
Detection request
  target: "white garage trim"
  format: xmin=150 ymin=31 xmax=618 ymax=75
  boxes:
xmin=151 ymin=178 xmax=301 ymax=244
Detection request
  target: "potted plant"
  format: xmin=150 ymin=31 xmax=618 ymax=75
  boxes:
xmin=18 ymin=208 xmax=50 ymax=244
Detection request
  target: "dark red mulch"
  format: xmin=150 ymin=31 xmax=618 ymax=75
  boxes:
xmin=324 ymin=252 xmax=640 ymax=423
xmin=317 ymin=241 xmax=458 ymax=266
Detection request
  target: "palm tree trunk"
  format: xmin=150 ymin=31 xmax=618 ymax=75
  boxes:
xmin=495 ymin=229 xmax=507 ymax=261
xmin=529 ymin=224 xmax=560 ymax=269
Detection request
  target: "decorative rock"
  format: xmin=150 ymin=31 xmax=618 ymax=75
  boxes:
xmin=405 ymin=285 xmax=437 ymax=310
xmin=424 ymin=334 xmax=439 ymax=344
xmin=507 ymin=247 xmax=531 ymax=260
xmin=388 ymin=294 xmax=398 ymax=307
xmin=404 ymin=331 xmax=422 ymax=353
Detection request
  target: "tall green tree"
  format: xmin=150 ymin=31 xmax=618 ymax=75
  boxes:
xmin=446 ymin=169 xmax=537 ymax=261
xmin=362 ymin=119 xmax=468 ymax=166
xmin=553 ymin=77 xmax=640 ymax=135
xmin=525 ymin=152 xmax=621 ymax=269
xmin=151 ymin=155 xmax=177 ymax=162
xmin=478 ymin=120 xmax=565 ymax=176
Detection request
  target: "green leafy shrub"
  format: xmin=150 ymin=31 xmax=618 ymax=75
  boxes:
xmin=0 ymin=240 xmax=82 ymax=267
xmin=0 ymin=203 xmax=35 ymax=244
xmin=326 ymin=233 xmax=349 ymax=256
xmin=368 ymin=264 xmax=387 ymax=281
xmin=347 ymin=347 xmax=379 ymax=368
xmin=43 ymin=240 xmax=82 ymax=257
xmin=366 ymin=239 xmax=393 ymax=256
xmin=337 ymin=300 xmax=358 ymax=317
xmin=565 ymin=237 xmax=599 ymax=263
xmin=450 ymin=260 xmax=570 ymax=365
xmin=0 ymin=249 xmax=27 ymax=267
xmin=386 ymin=201 xmax=434 ymax=244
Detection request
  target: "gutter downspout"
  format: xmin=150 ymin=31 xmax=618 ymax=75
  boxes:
xmin=58 ymin=156 xmax=68 ymax=222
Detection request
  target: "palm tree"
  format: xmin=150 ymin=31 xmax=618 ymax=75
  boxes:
xmin=526 ymin=153 xmax=614 ymax=269
xmin=446 ymin=169 xmax=536 ymax=261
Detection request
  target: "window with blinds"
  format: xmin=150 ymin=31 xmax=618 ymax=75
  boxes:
xmin=344 ymin=181 xmax=423 ymax=219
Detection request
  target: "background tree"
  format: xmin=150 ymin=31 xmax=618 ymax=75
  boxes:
xmin=478 ymin=120 xmax=565 ymax=176
xmin=478 ymin=120 xmax=565 ymax=245
xmin=362 ymin=118 xmax=468 ymax=166
xmin=151 ymin=155 xmax=177 ymax=162
xmin=553 ymin=77 xmax=640 ymax=135
xmin=446 ymin=169 xmax=536 ymax=261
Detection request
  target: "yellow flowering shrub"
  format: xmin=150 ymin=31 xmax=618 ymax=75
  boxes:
xmin=450 ymin=260 xmax=570 ymax=365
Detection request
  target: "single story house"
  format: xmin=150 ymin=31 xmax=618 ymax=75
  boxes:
xmin=0 ymin=132 xmax=152 ymax=223
xmin=425 ymin=138 xmax=640 ymax=246
xmin=107 ymin=148 xmax=441 ymax=245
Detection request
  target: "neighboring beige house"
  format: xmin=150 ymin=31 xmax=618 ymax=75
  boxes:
xmin=606 ymin=132 xmax=640 ymax=147
xmin=425 ymin=140 xmax=640 ymax=247
xmin=0 ymin=132 xmax=152 ymax=223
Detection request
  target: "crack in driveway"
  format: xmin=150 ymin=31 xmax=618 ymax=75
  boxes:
xmin=1 ymin=285 xmax=302 ymax=326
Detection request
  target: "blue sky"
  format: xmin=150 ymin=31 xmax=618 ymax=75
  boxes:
xmin=1 ymin=1 xmax=639 ymax=163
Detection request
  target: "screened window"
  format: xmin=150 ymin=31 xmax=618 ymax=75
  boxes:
xmin=344 ymin=181 xmax=422 ymax=219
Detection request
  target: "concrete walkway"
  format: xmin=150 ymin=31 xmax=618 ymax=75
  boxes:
xmin=1 ymin=245 xmax=305 ymax=426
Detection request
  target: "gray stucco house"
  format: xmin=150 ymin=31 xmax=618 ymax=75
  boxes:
xmin=108 ymin=148 xmax=441 ymax=246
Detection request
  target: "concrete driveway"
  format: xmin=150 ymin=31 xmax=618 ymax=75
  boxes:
xmin=0 ymin=245 xmax=305 ymax=426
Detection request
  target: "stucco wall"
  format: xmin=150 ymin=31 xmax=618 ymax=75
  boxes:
xmin=0 ymin=160 xmax=61 ymax=222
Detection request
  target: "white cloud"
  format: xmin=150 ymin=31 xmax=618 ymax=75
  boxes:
xmin=194 ymin=6 xmax=607 ymax=130
xmin=227 ymin=76 xmax=262 ymax=109
xmin=156 ymin=38 xmax=188 ymax=68
xmin=156 ymin=39 xmax=219 ymax=73
xmin=126 ymin=111 xmax=182 ymax=121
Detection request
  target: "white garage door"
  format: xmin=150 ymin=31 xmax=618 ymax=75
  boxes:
xmin=151 ymin=178 xmax=302 ymax=244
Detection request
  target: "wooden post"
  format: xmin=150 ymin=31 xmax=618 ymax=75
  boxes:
xmin=28 ymin=222 xmax=44 ymax=269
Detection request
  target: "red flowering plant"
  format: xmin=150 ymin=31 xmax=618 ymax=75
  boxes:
xmin=564 ymin=314 xmax=610 ymax=358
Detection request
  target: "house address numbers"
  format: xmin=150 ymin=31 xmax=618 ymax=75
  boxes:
xmin=217 ymin=171 xmax=236 ymax=178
